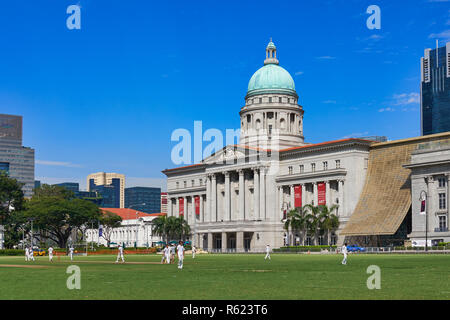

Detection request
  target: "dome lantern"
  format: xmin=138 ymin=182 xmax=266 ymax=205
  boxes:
xmin=264 ymin=38 xmax=279 ymax=65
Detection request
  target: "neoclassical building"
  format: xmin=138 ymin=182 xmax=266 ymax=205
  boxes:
xmin=163 ymin=41 xmax=373 ymax=252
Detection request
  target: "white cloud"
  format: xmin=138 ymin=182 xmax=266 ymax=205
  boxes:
xmin=341 ymin=131 xmax=369 ymax=139
xmin=392 ymin=93 xmax=420 ymax=105
xmin=316 ymin=56 xmax=336 ymax=60
xmin=428 ymin=29 xmax=450 ymax=42
xmin=322 ymin=100 xmax=337 ymax=104
xmin=36 ymin=160 xmax=82 ymax=168
xmin=294 ymin=71 xmax=304 ymax=76
xmin=378 ymin=107 xmax=395 ymax=112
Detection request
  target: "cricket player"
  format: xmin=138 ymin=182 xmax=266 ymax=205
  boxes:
xmin=29 ymin=247 xmax=35 ymax=261
xmin=115 ymin=244 xmax=125 ymax=263
xmin=192 ymin=245 xmax=196 ymax=259
xmin=341 ymin=243 xmax=348 ymax=265
xmin=170 ymin=245 xmax=175 ymax=264
xmin=48 ymin=246 xmax=54 ymax=262
xmin=160 ymin=246 xmax=167 ymax=264
xmin=164 ymin=245 xmax=171 ymax=264
xmin=264 ymin=244 xmax=271 ymax=260
xmin=69 ymin=246 xmax=74 ymax=261
xmin=176 ymin=241 xmax=185 ymax=269
xmin=25 ymin=247 xmax=29 ymax=261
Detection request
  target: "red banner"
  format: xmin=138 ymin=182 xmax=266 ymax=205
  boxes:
xmin=195 ymin=196 xmax=200 ymax=215
xmin=318 ymin=182 xmax=326 ymax=206
xmin=179 ymin=197 xmax=184 ymax=216
xmin=294 ymin=185 xmax=302 ymax=208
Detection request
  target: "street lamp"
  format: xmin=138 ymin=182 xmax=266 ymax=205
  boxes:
xmin=420 ymin=187 xmax=428 ymax=252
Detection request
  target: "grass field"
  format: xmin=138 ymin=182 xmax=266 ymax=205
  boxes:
xmin=0 ymin=253 xmax=449 ymax=300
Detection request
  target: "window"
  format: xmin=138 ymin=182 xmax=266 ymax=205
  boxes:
xmin=336 ymin=160 xmax=341 ymax=169
xmin=184 ymin=181 xmax=187 ymax=188
xmin=323 ymin=161 xmax=328 ymax=170
xmin=439 ymin=215 xmax=447 ymax=230
xmin=299 ymin=165 xmax=304 ymax=173
xmin=279 ymin=97 xmax=282 ymax=103
xmin=438 ymin=177 xmax=446 ymax=188
xmin=311 ymin=163 xmax=316 ymax=172
xmin=259 ymin=98 xmax=262 ymax=104
xmin=439 ymin=193 xmax=446 ymax=210
xmin=191 ymin=180 xmax=195 ymax=187
xmin=269 ymin=97 xmax=272 ymax=103
xmin=288 ymin=166 xmax=293 ymax=175
xmin=268 ymin=125 xmax=272 ymax=135
xmin=176 ymin=182 xmax=179 ymax=189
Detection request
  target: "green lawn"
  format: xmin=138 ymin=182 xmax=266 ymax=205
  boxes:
xmin=0 ymin=253 xmax=449 ymax=300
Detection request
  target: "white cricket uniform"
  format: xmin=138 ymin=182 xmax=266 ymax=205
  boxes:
xmin=69 ymin=247 xmax=74 ymax=260
xmin=29 ymin=248 xmax=35 ymax=261
xmin=177 ymin=245 xmax=185 ymax=269
xmin=264 ymin=246 xmax=271 ymax=260
xmin=192 ymin=246 xmax=196 ymax=259
xmin=25 ymin=248 xmax=29 ymax=261
xmin=341 ymin=245 xmax=348 ymax=265
xmin=164 ymin=247 xmax=171 ymax=264
xmin=48 ymin=247 xmax=54 ymax=261
xmin=116 ymin=246 xmax=125 ymax=262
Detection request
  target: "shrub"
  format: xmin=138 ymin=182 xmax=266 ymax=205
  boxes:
xmin=0 ymin=249 xmax=25 ymax=256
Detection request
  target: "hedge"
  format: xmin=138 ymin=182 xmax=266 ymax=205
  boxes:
xmin=0 ymin=249 xmax=25 ymax=256
xmin=273 ymin=245 xmax=337 ymax=253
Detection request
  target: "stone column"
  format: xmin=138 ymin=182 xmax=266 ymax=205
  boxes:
xmin=259 ymin=167 xmax=266 ymax=220
xmin=447 ymin=173 xmax=450 ymax=216
xmin=290 ymin=185 xmax=294 ymax=210
xmin=313 ymin=182 xmax=318 ymax=206
xmin=426 ymin=176 xmax=435 ymax=235
xmin=184 ymin=196 xmax=188 ymax=222
xmin=278 ymin=186 xmax=283 ymax=220
xmin=168 ymin=198 xmax=173 ymax=217
xmin=199 ymin=194 xmax=204 ymax=222
xmin=338 ymin=180 xmax=344 ymax=216
xmin=211 ymin=174 xmax=217 ymax=222
xmin=325 ymin=180 xmax=331 ymax=206
xmin=239 ymin=170 xmax=245 ymax=221
xmin=191 ymin=196 xmax=195 ymax=224
xmin=224 ymin=171 xmax=231 ymax=221
xmin=206 ymin=175 xmax=211 ymax=222
xmin=301 ymin=184 xmax=306 ymax=207
xmin=176 ymin=197 xmax=180 ymax=216
xmin=221 ymin=232 xmax=227 ymax=253
xmin=207 ymin=233 xmax=213 ymax=251
xmin=237 ymin=231 xmax=244 ymax=253
xmin=253 ymin=168 xmax=260 ymax=220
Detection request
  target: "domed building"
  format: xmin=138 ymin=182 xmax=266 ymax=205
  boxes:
xmin=163 ymin=41 xmax=374 ymax=251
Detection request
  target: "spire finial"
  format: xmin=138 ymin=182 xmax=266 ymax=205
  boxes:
xmin=264 ymin=39 xmax=279 ymax=65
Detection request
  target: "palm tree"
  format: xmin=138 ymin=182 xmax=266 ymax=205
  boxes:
xmin=283 ymin=209 xmax=297 ymax=246
xmin=303 ymin=204 xmax=321 ymax=245
xmin=283 ymin=207 xmax=308 ymax=246
xmin=152 ymin=215 xmax=191 ymax=243
xmin=152 ymin=215 xmax=169 ymax=243
xmin=319 ymin=204 xmax=340 ymax=245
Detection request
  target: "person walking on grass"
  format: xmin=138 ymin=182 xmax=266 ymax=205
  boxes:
xmin=48 ymin=246 xmax=54 ymax=262
xmin=177 ymin=241 xmax=185 ymax=270
xmin=115 ymin=244 xmax=125 ymax=263
xmin=25 ymin=247 xmax=29 ymax=261
xmin=192 ymin=245 xmax=196 ymax=259
xmin=29 ymin=247 xmax=35 ymax=261
xmin=69 ymin=246 xmax=74 ymax=261
xmin=264 ymin=244 xmax=271 ymax=260
xmin=341 ymin=243 xmax=348 ymax=265
xmin=164 ymin=244 xmax=171 ymax=264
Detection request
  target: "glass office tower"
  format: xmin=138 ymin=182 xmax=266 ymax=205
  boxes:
xmin=421 ymin=42 xmax=450 ymax=135
xmin=125 ymin=187 xmax=161 ymax=213
xmin=0 ymin=114 xmax=35 ymax=197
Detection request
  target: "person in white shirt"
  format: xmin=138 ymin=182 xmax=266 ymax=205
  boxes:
xmin=192 ymin=246 xmax=196 ymax=259
xmin=176 ymin=241 xmax=185 ymax=270
xmin=264 ymin=245 xmax=271 ymax=260
xmin=170 ymin=245 xmax=175 ymax=264
xmin=161 ymin=245 xmax=167 ymax=264
xmin=69 ymin=246 xmax=74 ymax=261
xmin=29 ymin=247 xmax=35 ymax=261
xmin=164 ymin=245 xmax=171 ymax=264
xmin=115 ymin=244 xmax=125 ymax=263
xmin=25 ymin=247 xmax=29 ymax=261
xmin=48 ymin=246 xmax=54 ymax=262
xmin=341 ymin=243 xmax=348 ymax=265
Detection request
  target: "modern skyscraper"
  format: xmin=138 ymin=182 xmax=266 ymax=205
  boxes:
xmin=125 ymin=187 xmax=161 ymax=213
xmin=421 ymin=42 xmax=450 ymax=135
xmin=87 ymin=172 xmax=125 ymax=208
xmin=0 ymin=114 xmax=35 ymax=197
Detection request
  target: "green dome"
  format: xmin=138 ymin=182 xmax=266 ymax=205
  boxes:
xmin=247 ymin=64 xmax=296 ymax=98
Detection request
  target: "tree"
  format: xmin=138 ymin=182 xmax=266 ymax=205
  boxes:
xmin=100 ymin=210 xmax=122 ymax=247
xmin=24 ymin=185 xmax=101 ymax=248
xmin=283 ymin=208 xmax=306 ymax=246
xmin=319 ymin=204 xmax=340 ymax=245
xmin=0 ymin=172 xmax=25 ymax=248
xmin=151 ymin=215 xmax=191 ymax=243
xmin=303 ymin=204 xmax=322 ymax=245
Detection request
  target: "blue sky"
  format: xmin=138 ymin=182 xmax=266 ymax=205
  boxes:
xmin=1 ymin=0 xmax=449 ymax=190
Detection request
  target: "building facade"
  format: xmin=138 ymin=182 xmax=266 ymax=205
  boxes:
xmin=405 ymin=138 xmax=450 ymax=243
xmin=125 ymin=187 xmax=161 ymax=213
xmin=87 ymin=172 xmax=125 ymax=208
xmin=0 ymin=114 xmax=35 ymax=198
xmin=86 ymin=208 xmax=163 ymax=247
xmin=163 ymin=41 xmax=373 ymax=252
xmin=421 ymin=42 xmax=450 ymax=135
xmin=161 ymin=192 xmax=168 ymax=214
